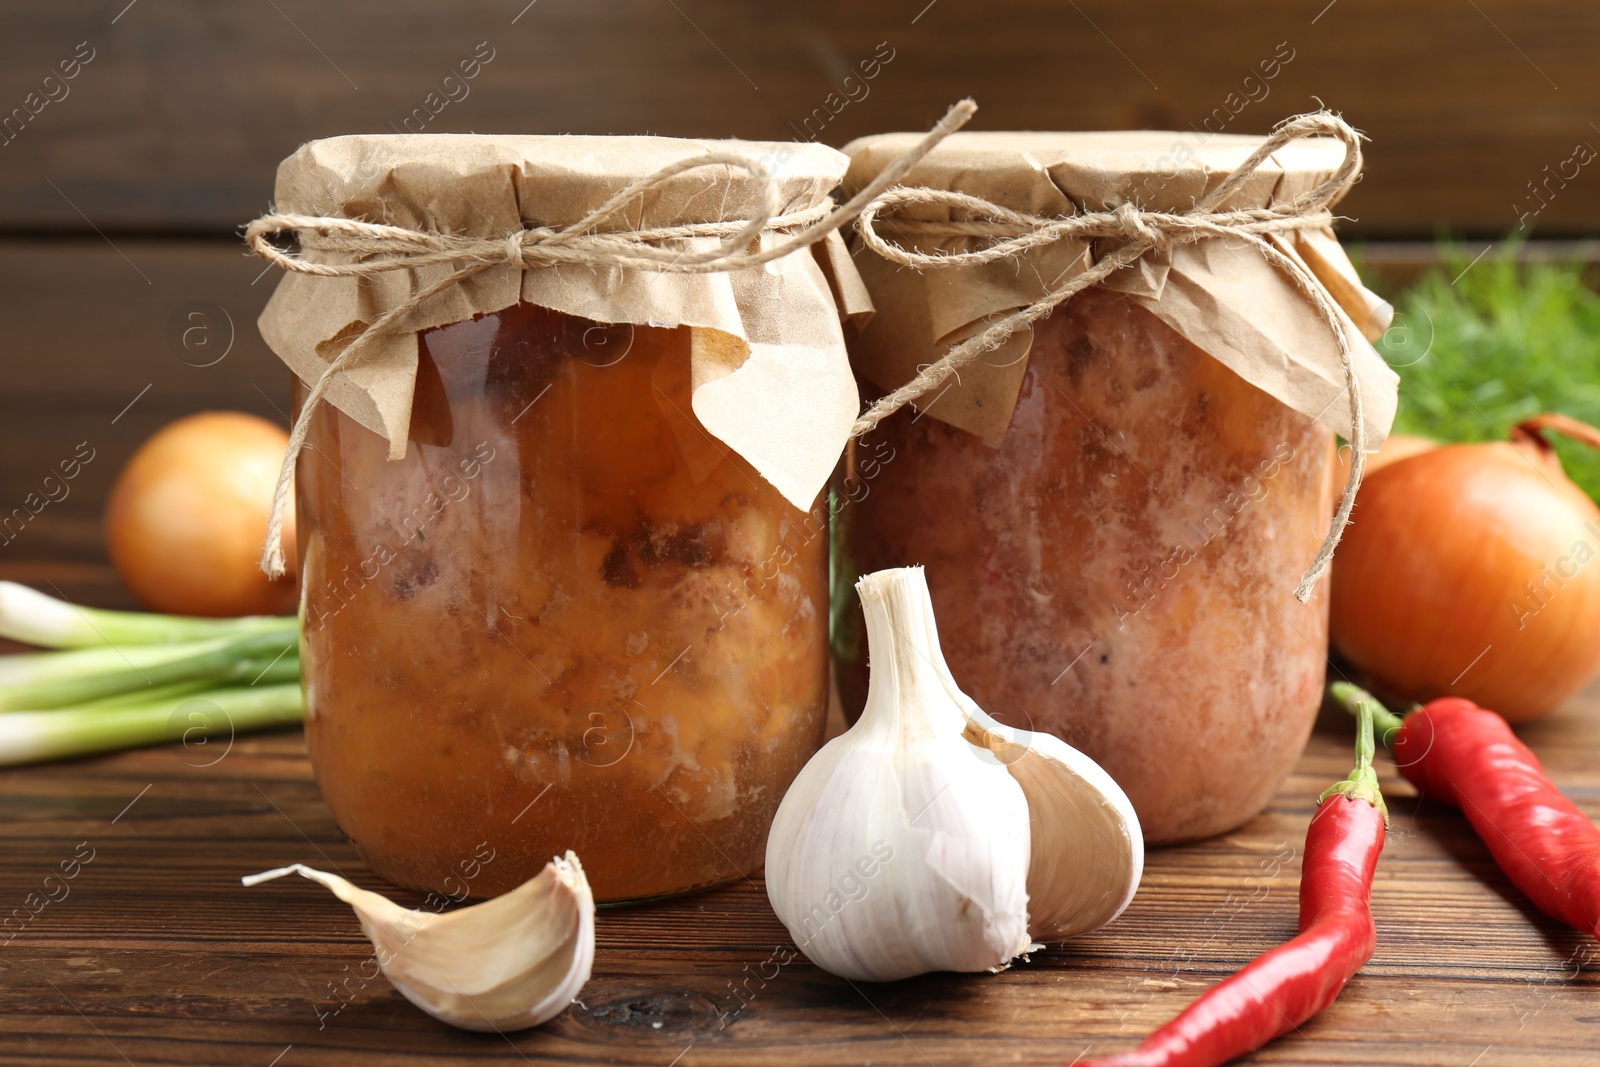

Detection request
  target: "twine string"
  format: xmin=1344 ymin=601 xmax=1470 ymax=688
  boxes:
xmin=251 ymin=104 xmax=1367 ymax=603
xmin=247 ymin=100 xmax=981 ymax=578
xmin=849 ymin=110 xmax=1368 ymax=602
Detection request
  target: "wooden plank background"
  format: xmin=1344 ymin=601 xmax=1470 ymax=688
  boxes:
xmin=0 ymin=0 xmax=1597 ymax=237
xmin=0 ymin=240 xmax=288 ymax=602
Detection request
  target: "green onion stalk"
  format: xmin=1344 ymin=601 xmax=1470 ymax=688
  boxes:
xmin=0 ymin=684 xmax=304 ymax=765
xmin=0 ymin=581 xmax=291 ymax=648
xmin=0 ymin=583 xmax=303 ymax=767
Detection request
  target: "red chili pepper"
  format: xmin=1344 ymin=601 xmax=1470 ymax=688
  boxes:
xmin=1331 ymin=682 xmax=1600 ymax=939
xmin=1081 ymin=699 xmax=1387 ymax=1067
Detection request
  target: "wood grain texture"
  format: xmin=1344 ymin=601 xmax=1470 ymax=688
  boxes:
xmin=1 ymin=1 xmax=1598 ymax=237
xmin=1 ymin=694 xmax=1598 ymax=1066
xmin=3 ymin=239 xmax=1599 ymax=1065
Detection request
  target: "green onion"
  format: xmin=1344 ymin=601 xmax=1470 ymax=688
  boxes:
xmin=0 ymin=581 xmax=293 ymax=649
xmin=0 ymin=632 xmax=294 ymax=690
xmin=231 ymin=653 xmax=302 ymax=688
xmin=0 ymin=683 xmax=304 ymax=766
xmin=0 ymin=581 xmax=306 ymax=766
xmin=73 ymin=679 xmax=215 ymax=710
xmin=67 ymin=649 xmax=302 ymax=707
xmin=0 ymin=629 xmax=298 ymax=711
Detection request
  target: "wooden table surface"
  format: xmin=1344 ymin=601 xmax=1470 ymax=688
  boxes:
xmin=3 ymin=238 xmax=1599 ymax=1065
xmin=3 ymin=674 xmax=1598 ymax=1067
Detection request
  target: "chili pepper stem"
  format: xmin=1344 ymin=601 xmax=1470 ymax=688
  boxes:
xmin=1321 ymin=683 xmax=1389 ymax=823
xmin=1329 ymin=681 xmax=1408 ymax=747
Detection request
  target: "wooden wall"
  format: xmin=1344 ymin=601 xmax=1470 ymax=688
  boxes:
xmin=1 ymin=0 xmax=1597 ymax=237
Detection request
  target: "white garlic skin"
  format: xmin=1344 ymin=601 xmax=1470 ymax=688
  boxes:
xmin=243 ymin=851 xmax=594 ymax=1032
xmin=922 ymin=601 xmax=1146 ymax=941
xmin=765 ymin=566 xmax=1034 ymax=981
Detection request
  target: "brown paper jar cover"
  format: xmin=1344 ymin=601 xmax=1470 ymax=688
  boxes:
xmin=267 ymin=135 xmax=866 ymax=901
xmin=259 ymin=133 xmax=871 ymax=510
xmin=835 ymin=130 xmax=1396 ymax=843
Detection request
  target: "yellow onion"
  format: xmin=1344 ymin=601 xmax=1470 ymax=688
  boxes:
xmin=105 ymin=412 xmax=297 ymax=618
xmin=1337 ymin=432 xmax=1436 ymax=479
xmin=1331 ymin=414 xmax=1600 ymax=722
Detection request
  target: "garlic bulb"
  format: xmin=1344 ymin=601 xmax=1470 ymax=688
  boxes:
xmin=243 ymin=851 xmax=594 ymax=1031
xmin=765 ymin=566 xmax=1142 ymax=981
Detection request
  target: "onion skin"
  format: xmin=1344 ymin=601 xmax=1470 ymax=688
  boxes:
xmin=105 ymin=412 xmax=297 ymax=618
xmin=1331 ymin=418 xmax=1600 ymax=722
xmin=1338 ymin=432 xmax=1435 ymax=480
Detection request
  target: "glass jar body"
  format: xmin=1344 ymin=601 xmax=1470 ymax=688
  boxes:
xmin=296 ymin=302 xmax=829 ymax=901
xmin=833 ymin=288 xmax=1334 ymax=844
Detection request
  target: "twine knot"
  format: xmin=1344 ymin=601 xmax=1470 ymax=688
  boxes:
xmin=503 ymin=230 xmax=527 ymax=266
xmin=1113 ymin=200 xmax=1163 ymax=248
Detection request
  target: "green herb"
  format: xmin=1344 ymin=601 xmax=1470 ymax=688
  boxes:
xmin=0 ymin=582 xmax=301 ymax=765
xmin=0 ymin=683 xmax=303 ymax=766
xmin=1367 ymin=244 xmax=1600 ymax=501
xmin=0 ymin=629 xmax=297 ymax=711
xmin=0 ymin=580 xmax=291 ymax=648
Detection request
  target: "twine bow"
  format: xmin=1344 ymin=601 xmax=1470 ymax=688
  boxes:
xmin=246 ymin=100 xmax=981 ymax=579
xmin=849 ymin=111 xmax=1369 ymax=602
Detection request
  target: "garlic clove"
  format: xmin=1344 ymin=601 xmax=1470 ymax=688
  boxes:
xmin=765 ymin=566 xmax=1035 ymax=982
xmin=906 ymin=572 xmax=1145 ymax=942
xmin=962 ymin=712 xmax=1144 ymax=940
xmin=243 ymin=851 xmax=594 ymax=1032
